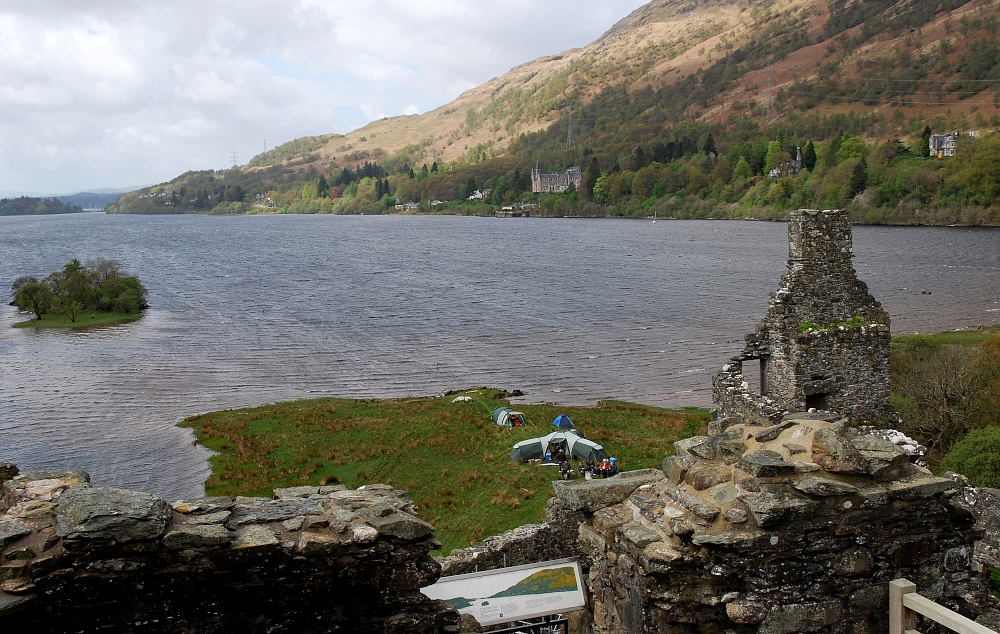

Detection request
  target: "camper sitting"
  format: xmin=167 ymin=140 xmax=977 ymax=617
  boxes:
xmin=559 ymin=460 xmax=572 ymax=479
xmin=598 ymin=458 xmax=612 ymax=478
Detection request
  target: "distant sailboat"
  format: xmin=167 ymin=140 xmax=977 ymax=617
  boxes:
xmin=652 ymin=209 xmax=656 ymax=224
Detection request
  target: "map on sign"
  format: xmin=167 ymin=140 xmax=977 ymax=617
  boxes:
xmin=420 ymin=558 xmax=586 ymax=626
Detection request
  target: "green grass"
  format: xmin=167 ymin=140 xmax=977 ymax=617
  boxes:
xmin=892 ymin=328 xmax=999 ymax=348
xmin=13 ymin=311 xmax=142 ymax=329
xmin=179 ymin=388 xmax=710 ymax=554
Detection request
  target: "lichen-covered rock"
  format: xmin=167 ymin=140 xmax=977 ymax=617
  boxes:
xmin=792 ymin=476 xmax=859 ymax=497
xmin=361 ymin=504 xmax=436 ymax=540
xmin=162 ymin=524 xmax=231 ymax=550
xmin=552 ymin=469 xmax=664 ymax=512
xmin=726 ymin=599 xmax=768 ymax=624
xmin=811 ymin=427 xmax=868 ymax=474
xmin=0 ymin=519 xmax=31 ymax=549
xmin=56 ymin=486 xmax=171 ymax=544
xmin=226 ymin=496 xmax=322 ymax=526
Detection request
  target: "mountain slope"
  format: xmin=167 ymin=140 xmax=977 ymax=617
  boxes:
xmin=109 ymin=0 xmax=1000 ymax=222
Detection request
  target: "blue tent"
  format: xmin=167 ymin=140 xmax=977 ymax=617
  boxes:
xmin=552 ymin=414 xmax=574 ymax=428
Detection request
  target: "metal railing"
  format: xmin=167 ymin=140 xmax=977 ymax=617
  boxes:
xmin=890 ymin=579 xmax=997 ymax=634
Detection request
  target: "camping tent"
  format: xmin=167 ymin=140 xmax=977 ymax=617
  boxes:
xmin=491 ymin=407 xmax=526 ymax=428
xmin=510 ymin=429 xmax=608 ymax=464
xmin=552 ymin=414 xmax=574 ymax=428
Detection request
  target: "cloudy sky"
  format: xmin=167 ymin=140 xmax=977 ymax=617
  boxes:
xmin=0 ymin=1 xmax=649 ymax=196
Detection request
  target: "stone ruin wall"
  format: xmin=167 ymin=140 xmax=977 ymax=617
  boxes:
xmin=0 ymin=465 xmax=459 ymax=633
xmin=715 ymin=209 xmax=894 ymax=426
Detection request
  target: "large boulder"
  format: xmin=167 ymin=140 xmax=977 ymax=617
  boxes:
xmin=56 ymin=486 xmax=171 ymax=545
xmin=552 ymin=469 xmax=664 ymax=512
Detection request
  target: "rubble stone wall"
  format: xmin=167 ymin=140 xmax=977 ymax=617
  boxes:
xmin=566 ymin=418 xmax=1000 ymax=633
xmin=0 ymin=465 xmax=458 ymax=633
xmin=715 ymin=209 xmax=894 ymax=425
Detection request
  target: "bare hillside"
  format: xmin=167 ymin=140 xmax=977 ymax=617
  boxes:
xmin=236 ymin=0 xmax=1000 ymax=181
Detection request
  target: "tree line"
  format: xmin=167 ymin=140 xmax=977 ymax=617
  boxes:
xmin=0 ymin=197 xmax=83 ymax=216
xmin=10 ymin=259 xmax=148 ymax=322
xmin=891 ymin=331 xmax=1000 ymax=484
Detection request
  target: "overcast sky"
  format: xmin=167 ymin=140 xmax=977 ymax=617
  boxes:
xmin=0 ymin=1 xmax=648 ymax=196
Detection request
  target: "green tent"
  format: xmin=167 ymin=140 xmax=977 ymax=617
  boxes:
xmin=490 ymin=407 xmax=526 ymax=428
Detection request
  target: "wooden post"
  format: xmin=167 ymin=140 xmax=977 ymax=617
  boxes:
xmin=890 ymin=578 xmax=918 ymax=634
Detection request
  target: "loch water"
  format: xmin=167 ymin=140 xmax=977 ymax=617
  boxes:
xmin=1 ymin=213 xmax=998 ymax=500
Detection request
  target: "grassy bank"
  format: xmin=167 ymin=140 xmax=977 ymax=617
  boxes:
xmin=180 ymin=388 xmax=709 ymax=553
xmin=13 ymin=311 xmax=142 ymax=329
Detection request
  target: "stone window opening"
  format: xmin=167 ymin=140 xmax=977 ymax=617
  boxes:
xmin=741 ymin=357 xmax=766 ymax=395
xmin=806 ymin=391 xmax=831 ymax=411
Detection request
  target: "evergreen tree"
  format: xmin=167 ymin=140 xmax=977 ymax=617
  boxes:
xmin=825 ymin=135 xmax=844 ymax=169
xmin=632 ymin=146 xmax=648 ymax=170
xmin=921 ymin=125 xmax=933 ymax=158
xmin=317 ymin=175 xmax=329 ymax=198
xmin=802 ymin=141 xmax=817 ymax=171
xmin=582 ymin=157 xmax=601 ymax=201
xmin=849 ymin=156 xmax=868 ymax=197
xmin=703 ymin=134 xmax=717 ymax=156
xmin=431 ymin=161 xmax=438 ymax=173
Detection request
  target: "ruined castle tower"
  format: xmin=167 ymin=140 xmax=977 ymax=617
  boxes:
xmin=714 ymin=209 xmax=895 ymax=425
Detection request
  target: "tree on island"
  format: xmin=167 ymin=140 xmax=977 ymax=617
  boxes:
xmin=10 ymin=258 xmax=148 ymax=323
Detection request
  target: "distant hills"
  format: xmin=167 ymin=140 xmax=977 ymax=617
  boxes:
xmin=56 ymin=191 xmax=131 ymax=210
xmin=0 ymin=188 xmax=135 ymax=214
xmin=108 ymin=0 xmax=1000 ymax=225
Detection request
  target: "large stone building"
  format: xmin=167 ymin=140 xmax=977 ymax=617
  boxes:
xmin=531 ymin=164 xmax=582 ymax=194
xmin=714 ymin=209 xmax=896 ymax=426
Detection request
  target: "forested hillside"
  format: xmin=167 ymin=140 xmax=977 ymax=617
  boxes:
xmin=109 ymin=0 xmax=1000 ymax=224
xmin=0 ymin=197 xmax=83 ymax=216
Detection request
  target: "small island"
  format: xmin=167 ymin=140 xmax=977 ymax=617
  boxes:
xmin=9 ymin=258 xmax=148 ymax=328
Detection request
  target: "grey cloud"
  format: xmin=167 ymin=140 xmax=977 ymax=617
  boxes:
xmin=0 ymin=0 xmax=647 ymax=194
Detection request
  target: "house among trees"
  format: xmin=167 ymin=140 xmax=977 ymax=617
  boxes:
xmin=531 ymin=164 xmax=582 ymax=193
xmin=768 ymin=146 xmax=804 ymax=178
xmin=929 ymin=130 xmax=978 ymax=158
xmin=929 ymin=132 xmax=959 ymax=158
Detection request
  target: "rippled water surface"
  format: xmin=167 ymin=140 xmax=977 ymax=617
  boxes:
xmin=2 ymin=214 xmax=998 ymax=499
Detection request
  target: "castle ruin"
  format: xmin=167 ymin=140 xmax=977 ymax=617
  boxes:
xmin=714 ymin=209 xmax=896 ymax=426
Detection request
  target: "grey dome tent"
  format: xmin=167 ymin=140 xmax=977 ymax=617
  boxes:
xmin=491 ymin=407 xmax=526 ymax=428
xmin=510 ymin=429 xmax=608 ymax=464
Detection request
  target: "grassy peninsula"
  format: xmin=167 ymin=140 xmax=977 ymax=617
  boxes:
xmin=180 ymin=388 xmax=709 ymax=554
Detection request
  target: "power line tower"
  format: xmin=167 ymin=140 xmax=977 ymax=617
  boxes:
xmin=230 ymin=150 xmax=239 ymax=169
xmin=262 ymin=138 xmax=268 ymax=154
xmin=567 ymin=110 xmax=573 ymax=149
xmin=764 ymin=61 xmax=772 ymax=119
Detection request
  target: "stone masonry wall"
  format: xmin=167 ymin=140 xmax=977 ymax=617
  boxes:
xmin=571 ymin=417 xmax=1000 ymax=633
xmin=715 ymin=209 xmax=894 ymax=425
xmin=0 ymin=465 xmax=459 ymax=633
